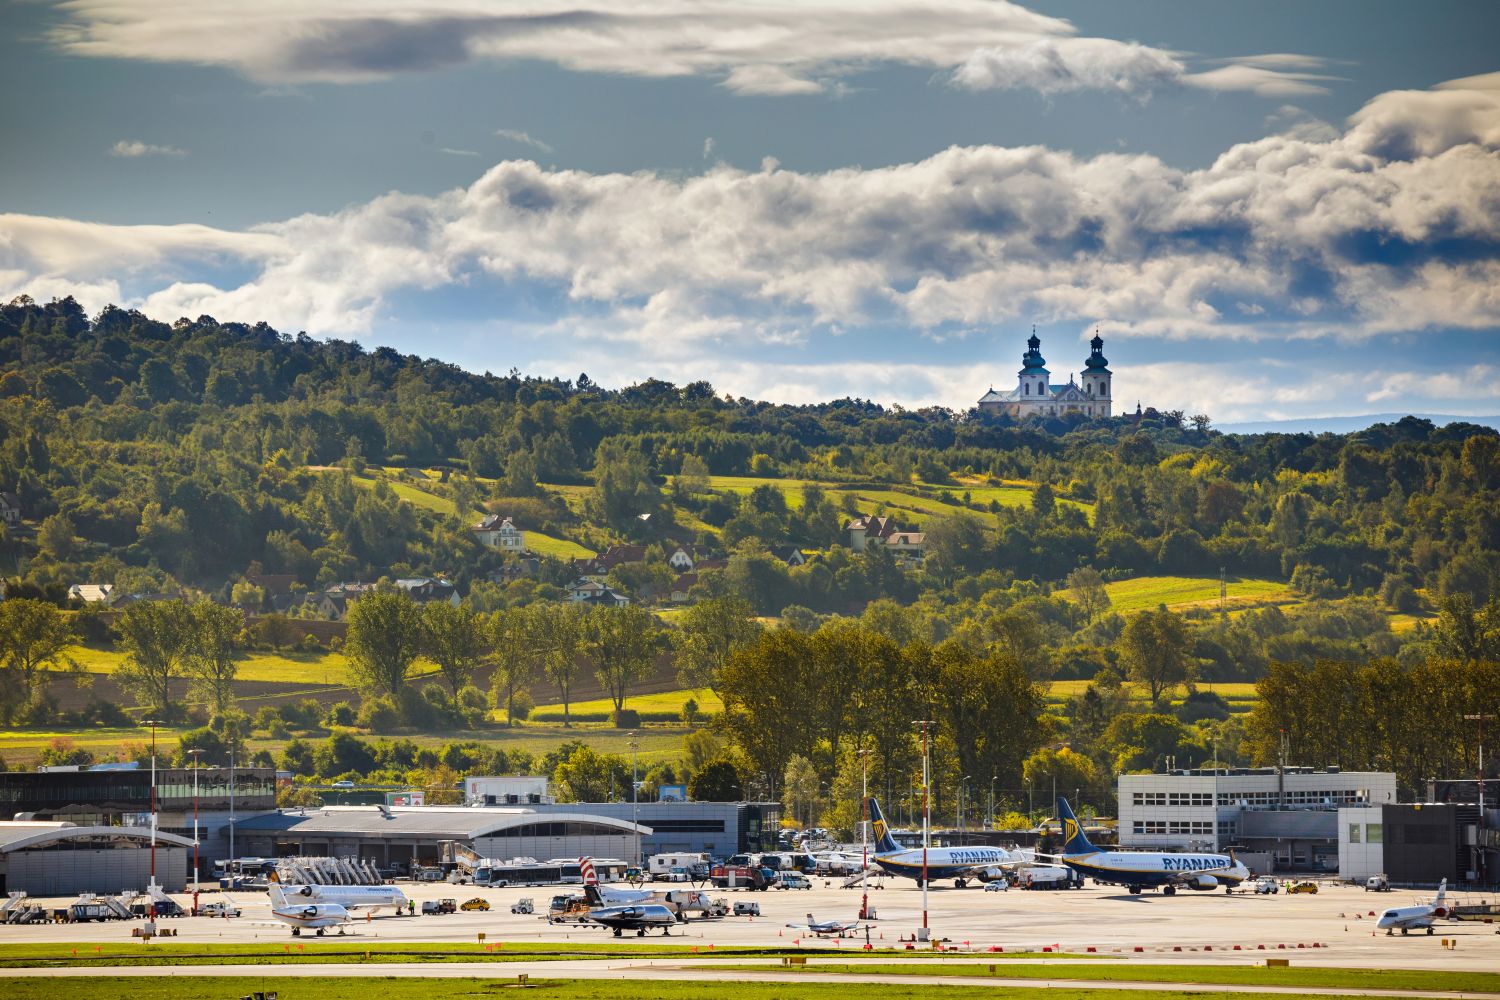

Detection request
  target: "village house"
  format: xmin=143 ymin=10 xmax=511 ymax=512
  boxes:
xmin=395 ymin=577 xmax=461 ymax=606
xmin=472 ymin=514 xmax=526 ymax=552
xmin=0 ymin=492 xmax=21 ymax=526
xmin=844 ymin=515 xmax=925 ymax=559
xmin=67 ymin=583 xmax=114 ymax=604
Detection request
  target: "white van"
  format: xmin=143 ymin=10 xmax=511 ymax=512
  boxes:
xmin=649 ymin=853 xmax=710 ymax=879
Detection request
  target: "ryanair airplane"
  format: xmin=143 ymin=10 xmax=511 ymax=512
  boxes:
xmin=867 ymin=797 xmax=1016 ymax=887
xmin=1051 ymin=797 xmax=1249 ymax=895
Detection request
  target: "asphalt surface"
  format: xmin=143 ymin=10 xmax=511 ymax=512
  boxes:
xmin=4 ymin=876 xmax=1496 ymax=973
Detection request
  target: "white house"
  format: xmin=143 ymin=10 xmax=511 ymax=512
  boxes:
xmin=473 ymin=514 xmax=526 ymax=552
xmin=67 ymin=583 xmax=114 ymax=604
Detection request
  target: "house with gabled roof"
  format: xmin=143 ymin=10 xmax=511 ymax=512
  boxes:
xmin=473 ymin=514 xmax=526 ymax=552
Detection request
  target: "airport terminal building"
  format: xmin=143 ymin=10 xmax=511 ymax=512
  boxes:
xmin=1118 ymin=767 xmax=1398 ymax=873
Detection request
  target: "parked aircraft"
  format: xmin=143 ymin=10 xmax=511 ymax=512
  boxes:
xmin=867 ymin=797 xmax=1015 ymax=887
xmin=582 ymin=883 xmax=679 ymax=937
xmin=785 ymin=913 xmax=873 ymax=938
xmin=1377 ymin=880 xmax=1450 ymax=935
xmin=577 ymin=857 xmax=712 ymax=916
xmin=268 ymin=884 xmax=351 ymax=936
xmin=268 ymin=871 xmax=409 ymax=914
xmin=1049 ymin=797 xmax=1250 ymax=895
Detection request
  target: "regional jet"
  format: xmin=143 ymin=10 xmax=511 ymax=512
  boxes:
xmin=268 ymin=871 xmax=409 ymax=914
xmin=1048 ymin=797 xmax=1249 ymax=895
xmin=269 ymin=883 xmax=352 ymax=936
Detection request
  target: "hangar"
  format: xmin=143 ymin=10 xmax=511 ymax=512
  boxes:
xmin=236 ymin=806 xmax=651 ymax=869
xmin=0 ymin=822 xmax=192 ymax=895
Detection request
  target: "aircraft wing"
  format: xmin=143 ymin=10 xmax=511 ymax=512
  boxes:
xmin=1160 ymin=864 xmax=1241 ymax=885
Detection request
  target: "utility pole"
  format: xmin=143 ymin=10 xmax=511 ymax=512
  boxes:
xmin=988 ymin=775 xmax=996 ymax=834
xmin=628 ymin=735 xmax=640 ymax=868
xmin=228 ymin=745 xmax=236 ymax=879
xmin=1464 ymin=714 xmax=1494 ymax=884
xmin=913 ymin=719 xmax=934 ymax=941
xmin=143 ymin=718 xmax=164 ymax=898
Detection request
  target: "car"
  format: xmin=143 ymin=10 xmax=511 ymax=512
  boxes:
xmin=437 ymin=898 xmax=458 ymax=913
xmin=1254 ymin=877 xmax=1279 ymax=895
xmin=199 ymin=901 xmax=241 ymax=917
xmin=420 ymin=900 xmax=442 ymax=915
xmin=1365 ymin=874 xmax=1391 ymax=891
xmin=777 ymin=874 xmax=812 ymax=890
xmin=1288 ymin=881 xmax=1319 ymax=894
xmin=460 ymin=897 xmax=490 ymax=911
xmin=331 ymin=780 xmax=355 ymax=789
xmin=732 ymin=901 xmax=761 ymax=917
xmin=983 ymin=880 xmax=1008 ymax=892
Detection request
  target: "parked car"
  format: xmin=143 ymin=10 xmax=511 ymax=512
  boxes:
xmin=1365 ymin=874 xmax=1391 ymax=891
xmin=777 ymin=874 xmax=812 ymax=890
xmin=983 ymin=880 xmax=1008 ymax=892
xmin=199 ymin=901 xmax=241 ymax=917
xmin=511 ymin=898 xmax=534 ymax=915
xmin=420 ymin=900 xmax=442 ymax=915
xmin=460 ymin=897 xmax=490 ymax=911
xmin=732 ymin=901 xmax=761 ymax=917
xmin=331 ymin=780 xmax=355 ymax=789
xmin=1254 ymin=877 xmax=1279 ymax=895
xmin=437 ymin=898 xmax=458 ymax=913
xmin=1288 ymin=881 xmax=1319 ymax=894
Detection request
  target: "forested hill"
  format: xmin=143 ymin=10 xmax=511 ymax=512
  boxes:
xmin=2 ymin=295 xmax=1498 ymax=639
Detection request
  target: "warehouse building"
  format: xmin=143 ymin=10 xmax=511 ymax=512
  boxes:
xmin=235 ymin=806 xmax=651 ymax=868
xmin=0 ymin=821 xmax=192 ymax=895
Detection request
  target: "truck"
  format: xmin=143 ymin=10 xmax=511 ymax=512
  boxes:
xmin=1020 ymin=865 xmax=1081 ymax=890
xmin=1364 ymin=874 xmax=1391 ymax=892
xmin=649 ymin=853 xmax=711 ymax=880
xmin=710 ymin=865 xmax=771 ymax=891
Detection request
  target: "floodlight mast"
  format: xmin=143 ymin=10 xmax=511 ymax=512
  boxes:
xmin=913 ymin=719 xmax=935 ymax=939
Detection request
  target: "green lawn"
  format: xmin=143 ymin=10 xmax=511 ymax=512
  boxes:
xmin=1058 ymin=575 xmax=1293 ymax=616
xmin=524 ymin=532 xmax=595 ymax=559
xmin=69 ymin=646 xmax=353 ymax=685
xmin=533 ymin=688 xmax=724 ymax=718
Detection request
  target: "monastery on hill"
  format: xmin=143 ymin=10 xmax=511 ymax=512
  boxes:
xmin=978 ymin=330 xmax=1113 ymax=419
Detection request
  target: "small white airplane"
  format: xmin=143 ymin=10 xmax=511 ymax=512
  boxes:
xmin=576 ymin=857 xmax=712 ymax=915
xmin=1377 ymin=880 xmax=1450 ymax=936
xmin=785 ymin=913 xmax=873 ymax=938
xmin=269 ymin=883 xmax=352 ymax=937
xmin=1049 ymin=797 xmax=1250 ymax=895
xmin=867 ymin=797 xmax=1016 ymax=887
xmin=268 ymin=871 xmax=409 ymax=914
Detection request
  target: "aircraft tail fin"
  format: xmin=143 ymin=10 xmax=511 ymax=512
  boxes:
xmin=267 ymin=870 xmax=280 ymax=884
xmin=583 ymin=883 xmax=602 ymax=907
xmin=268 ymin=884 xmax=287 ymax=909
xmin=1056 ymin=797 xmax=1096 ymax=854
xmin=866 ymin=797 xmax=902 ymax=854
xmin=580 ymin=856 xmax=598 ymax=886
xmin=1433 ymin=878 xmax=1447 ymax=907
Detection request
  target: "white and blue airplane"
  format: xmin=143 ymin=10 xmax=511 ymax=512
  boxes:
xmin=1050 ymin=797 xmax=1249 ymax=895
xmin=867 ymin=797 xmax=1016 ymax=887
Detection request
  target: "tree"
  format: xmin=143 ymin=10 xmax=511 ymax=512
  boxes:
xmin=688 ymin=759 xmax=743 ymax=801
xmin=536 ymin=602 xmax=586 ymax=727
xmin=553 ymin=744 xmax=629 ymax=802
xmin=37 ymin=512 xmax=77 ymax=561
xmin=344 ymin=591 xmax=424 ymax=697
xmin=782 ymin=754 xmax=821 ymax=827
xmin=588 ymin=605 xmax=660 ymax=713
xmin=587 ymin=439 xmax=663 ymax=528
xmin=675 ymin=453 xmax=710 ymax=496
xmin=421 ymin=601 xmax=485 ymax=695
xmin=1065 ymin=566 xmax=1111 ymax=625
xmin=719 ymin=628 xmax=823 ymax=791
xmin=489 ymin=606 xmax=540 ymax=726
xmin=929 ymin=641 xmax=1048 ymax=801
xmin=115 ymin=600 xmax=193 ymax=716
xmin=186 ymin=601 xmax=241 ymax=715
xmin=1118 ymin=606 xmax=1195 ymax=705
xmin=1021 ymin=747 xmax=1102 ymax=806
xmin=0 ymin=598 xmax=75 ymax=719
xmin=674 ymin=595 xmax=761 ymax=693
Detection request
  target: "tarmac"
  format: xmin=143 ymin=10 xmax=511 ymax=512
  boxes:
xmin=3 ymin=876 xmax=1496 ymax=974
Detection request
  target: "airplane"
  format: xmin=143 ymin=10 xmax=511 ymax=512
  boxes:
xmin=867 ymin=797 xmax=1016 ymax=887
xmin=785 ymin=913 xmax=873 ymax=938
xmin=268 ymin=883 xmax=352 ymax=936
xmin=582 ymin=882 xmax=679 ymax=937
xmin=576 ymin=857 xmax=712 ymax=917
xmin=267 ymin=871 xmax=410 ymax=914
xmin=1048 ymin=797 xmax=1250 ymax=895
xmin=1377 ymin=880 xmax=1450 ymax=935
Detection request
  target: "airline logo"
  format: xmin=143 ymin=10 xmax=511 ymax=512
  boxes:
xmin=873 ymin=818 xmax=889 ymax=843
xmin=1160 ymin=856 xmax=1226 ymax=871
xmin=1063 ymin=818 xmax=1080 ymax=844
xmin=580 ymin=857 xmax=597 ymax=885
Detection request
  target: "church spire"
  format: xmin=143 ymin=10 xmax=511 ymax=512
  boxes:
xmin=1085 ymin=326 xmax=1110 ymax=372
xmin=1021 ymin=324 xmax=1047 ymax=371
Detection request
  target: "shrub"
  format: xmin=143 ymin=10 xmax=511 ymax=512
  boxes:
xmin=357 ymin=696 xmax=401 ymax=734
xmin=324 ymin=701 xmax=356 ymax=727
xmin=299 ymin=632 xmax=324 ymax=653
xmin=611 ymin=708 xmax=641 ymax=729
xmin=507 ymin=689 xmax=533 ymax=723
xmin=680 ymin=698 xmax=700 ymax=725
xmin=266 ymin=718 xmax=290 ymax=740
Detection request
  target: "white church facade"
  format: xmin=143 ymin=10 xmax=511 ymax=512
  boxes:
xmin=978 ymin=330 xmax=1113 ymax=419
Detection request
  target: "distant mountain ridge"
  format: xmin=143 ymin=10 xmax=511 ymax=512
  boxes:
xmin=1218 ymin=413 xmax=1500 ymax=435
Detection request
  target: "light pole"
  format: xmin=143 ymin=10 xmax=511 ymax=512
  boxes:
xmin=628 ymin=735 xmax=640 ymax=867
xmin=228 ymin=745 xmax=236 ymax=880
xmin=857 ymin=748 xmax=873 ymax=920
xmin=913 ymin=719 xmax=934 ymax=941
xmin=142 ymin=718 xmax=164 ymax=895
xmin=1027 ymin=780 xmax=1034 ymax=827
xmin=1464 ymin=713 xmax=1494 ymax=885
xmin=960 ymin=776 xmax=970 ymax=843
xmin=186 ymin=748 xmax=203 ymax=907
xmin=988 ymin=775 xmax=996 ymax=833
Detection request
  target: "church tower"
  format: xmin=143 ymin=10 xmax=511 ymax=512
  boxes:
xmin=1081 ymin=331 xmax=1112 ymax=417
xmin=1018 ymin=329 xmax=1049 ymax=403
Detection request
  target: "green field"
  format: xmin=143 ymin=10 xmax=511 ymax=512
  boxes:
xmin=532 ymin=688 xmax=725 ymax=718
xmin=68 ymin=646 xmax=354 ymax=685
xmin=1058 ymin=575 xmax=1293 ymax=616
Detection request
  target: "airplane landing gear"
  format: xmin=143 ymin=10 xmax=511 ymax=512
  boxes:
xmin=1426 ymin=927 xmax=1434 ymax=935
xmin=1162 ymin=886 xmax=1176 ymax=897
xmin=613 ymin=928 xmax=623 ymax=938
xmin=316 ymin=928 xmax=326 ymax=936
xmin=1128 ymin=887 xmax=1142 ymax=895
xmin=955 ymin=878 xmax=967 ymax=889
xmin=1401 ymin=928 xmax=1409 ymax=935
xmin=291 ymin=928 xmax=301 ymax=936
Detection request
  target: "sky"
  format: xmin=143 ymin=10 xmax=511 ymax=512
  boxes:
xmin=2 ymin=0 xmax=1499 ymax=423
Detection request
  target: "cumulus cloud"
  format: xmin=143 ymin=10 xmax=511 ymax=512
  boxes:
xmin=109 ymin=140 xmax=185 ymax=157
xmin=50 ymin=0 xmax=1329 ymax=99
xmin=5 ymin=74 xmax=1500 ymax=415
xmin=495 ymin=129 xmax=552 ymax=153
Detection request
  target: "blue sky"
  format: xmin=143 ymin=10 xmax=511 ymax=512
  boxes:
xmin=2 ymin=0 xmax=1499 ymax=421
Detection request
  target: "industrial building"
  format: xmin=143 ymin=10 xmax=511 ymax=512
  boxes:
xmin=0 ymin=821 xmax=192 ymax=894
xmin=1118 ymin=767 xmax=1397 ymax=873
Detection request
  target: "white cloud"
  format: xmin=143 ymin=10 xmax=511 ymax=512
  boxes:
xmin=702 ymin=137 xmax=716 ymax=160
xmin=50 ymin=0 xmax=1330 ymax=99
xmin=494 ymin=129 xmax=552 ymax=153
xmin=4 ymin=74 xmax=1499 ymax=417
xmin=439 ymin=148 xmax=480 ymax=157
xmin=109 ymin=140 xmax=185 ymax=158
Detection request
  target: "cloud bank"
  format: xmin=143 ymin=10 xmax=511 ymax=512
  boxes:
xmin=49 ymin=0 xmax=1329 ymax=99
xmin=5 ymin=75 xmax=1500 ymax=416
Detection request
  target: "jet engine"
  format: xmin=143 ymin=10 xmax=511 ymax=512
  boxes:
xmin=978 ymin=867 xmax=1006 ymax=883
xmin=1189 ymin=875 xmax=1219 ymax=890
xmin=297 ymin=886 xmax=316 ymax=896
